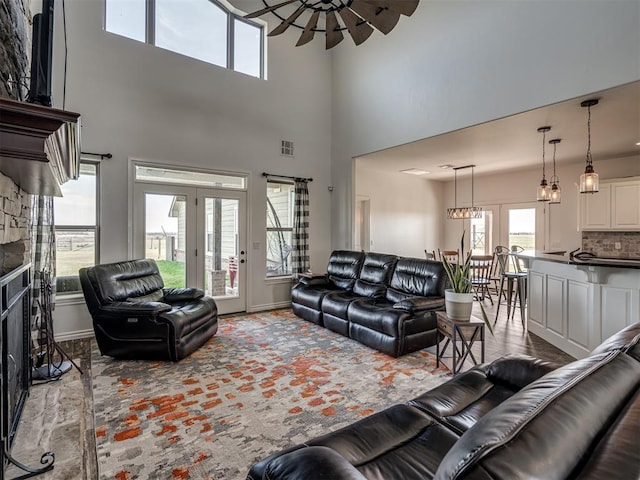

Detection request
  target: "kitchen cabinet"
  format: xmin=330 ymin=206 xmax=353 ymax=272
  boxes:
xmin=579 ymin=178 xmax=640 ymax=231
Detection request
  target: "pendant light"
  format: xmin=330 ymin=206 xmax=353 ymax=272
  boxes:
xmin=549 ymin=138 xmax=562 ymax=204
xmin=447 ymin=164 xmax=482 ymax=219
xmin=580 ymin=99 xmax=599 ymax=194
xmin=536 ymin=126 xmax=551 ymax=202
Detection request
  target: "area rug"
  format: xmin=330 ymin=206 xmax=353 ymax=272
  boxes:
xmin=92 ymin=309 xmax=450 ymax=480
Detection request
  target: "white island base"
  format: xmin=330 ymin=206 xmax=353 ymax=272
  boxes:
xmin=527 ymin=258 xmax=640 ymax=359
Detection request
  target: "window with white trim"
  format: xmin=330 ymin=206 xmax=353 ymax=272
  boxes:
xmin=105 ymin=0 xmax=264 ymax=79
xmin=54 ymin=162 xmax=99 ymax=293
xmin=266 ymin=181 xmax=295 ymax=277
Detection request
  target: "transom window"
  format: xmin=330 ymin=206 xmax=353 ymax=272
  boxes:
xmin=104 ymin=0 xmax=264 ymax=78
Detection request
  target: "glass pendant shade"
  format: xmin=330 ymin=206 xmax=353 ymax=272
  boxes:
xmin=536 ymin=180 xmax=550 ymax=201
xmin=580 ymin=165 xmax=599 ymax=193
xmin=549 ymin=182 xmax=561 ymax=204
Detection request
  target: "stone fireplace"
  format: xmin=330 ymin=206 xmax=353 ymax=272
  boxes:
xmin=0 ymin=173 xmax=31 ymax=275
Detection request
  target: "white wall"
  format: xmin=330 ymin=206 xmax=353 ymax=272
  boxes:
xmin=49 ymin=0 xmax=333 ymax=337
xmin=332 ymin=0 xmax=640 ymax=250
xmin=354 ymin=163 xmax=444 ymax=258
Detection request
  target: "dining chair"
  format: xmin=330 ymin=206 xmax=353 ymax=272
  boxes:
xmin=424 ymin=250 xmax=436 ymax=260
xmin=469 ymin=255 xmax=494 ymax=304
xmin=439 ymin=250 xmax=459 ymax=264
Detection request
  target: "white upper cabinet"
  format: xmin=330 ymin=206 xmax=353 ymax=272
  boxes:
xmin=579 ymin=178 xmax=640 ymax=231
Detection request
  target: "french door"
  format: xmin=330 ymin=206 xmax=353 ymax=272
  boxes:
xmin=498 ymin=202 xmax=547 ymax=251
xmin=133 ymin=183 xmax=247 ymax=314
xmin=468 ymin=202 xmax=547 ymax=254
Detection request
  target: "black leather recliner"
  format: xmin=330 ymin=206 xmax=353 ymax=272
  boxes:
xmin=322 ymin=252 xmax=398 ymax=336
xmin=79 ymin=258 xmax=218 ymax=361
xmin=291 ymin=250 xmax=365 ymax=326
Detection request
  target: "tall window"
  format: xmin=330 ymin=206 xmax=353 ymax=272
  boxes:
xmin=266 ymin=181 xmax=294 ymax=277
xmin=54 ymin=162 xmax=99 ymax=293
xmin=105 ymin=0 xmax=264 ymax=78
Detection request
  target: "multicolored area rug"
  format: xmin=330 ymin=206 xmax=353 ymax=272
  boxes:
xmin=92 ymin=309 xmax=450 ymax=480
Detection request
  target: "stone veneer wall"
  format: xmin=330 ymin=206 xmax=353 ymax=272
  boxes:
xmin=1 ymin=0 xmax=31 ymax=100
xmin=0 ymin=0 xmax=32 ymax=273
xmin=582 ymin=231 xmax=640 ymax=259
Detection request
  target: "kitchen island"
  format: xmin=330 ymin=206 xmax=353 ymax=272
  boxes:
xmin=515 ymin=251 xmax=640 ymax=358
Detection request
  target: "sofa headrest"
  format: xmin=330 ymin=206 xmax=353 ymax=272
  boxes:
xmin=327 ymin=250 xmax=365 ymax=290
xmin=590 ymin=322 xmax=640 ymax=358
xmin=359 ymin=252 xmax=398 ymax=284
xmin=389 ymin=258 xmax=446 ymax=297
xmin=84 ymin=258 xmax=165 ymax=304
xmin=433 ymin=351 xmax=640 ymax=480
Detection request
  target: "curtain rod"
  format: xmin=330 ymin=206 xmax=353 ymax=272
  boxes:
xmin=81 ymin=151 xmax=112 ymax=159
xmin=262 ymin=172 xmax=313 ymax=182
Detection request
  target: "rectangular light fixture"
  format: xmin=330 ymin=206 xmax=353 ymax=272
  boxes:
xmin=400 ymin=168 xmax=430 ymax=175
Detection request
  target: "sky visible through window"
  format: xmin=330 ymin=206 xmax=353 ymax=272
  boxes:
xmin=105 ymin=0 xmax=263 ymax=78
xmin=156 ymin=0 xmax=227 ymax=67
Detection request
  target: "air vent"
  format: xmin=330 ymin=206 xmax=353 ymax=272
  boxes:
xmin=281 ymin=140 xmax=294 ymax=157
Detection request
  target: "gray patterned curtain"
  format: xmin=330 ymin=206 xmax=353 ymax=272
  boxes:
xmin=291 ymin=180 xmax=310 ymax=275
xmin=30 ymin=194 xmax=56 ymax=322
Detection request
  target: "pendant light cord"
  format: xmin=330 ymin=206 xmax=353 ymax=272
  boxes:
xmin=541 ymin=129 xmax=547 ymax=179
xmin=586 ymin=104 xmax=593 ymax=167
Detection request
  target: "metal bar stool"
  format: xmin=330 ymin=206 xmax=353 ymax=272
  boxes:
xmin=494 ymin=251 xmax=527 ymax=327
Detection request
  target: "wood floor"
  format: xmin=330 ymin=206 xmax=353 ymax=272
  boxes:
xmin=11 ymin=304 xmax=576 ymax=479
xmin=427 ymin=297 xmax=575 ymax=373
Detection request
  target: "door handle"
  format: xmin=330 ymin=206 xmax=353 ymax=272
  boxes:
xmin=240 ymin=259 xmax=245 ymax=263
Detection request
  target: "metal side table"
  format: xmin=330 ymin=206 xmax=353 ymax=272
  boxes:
xmin=436 ymin=311 xmax=485 ymax=375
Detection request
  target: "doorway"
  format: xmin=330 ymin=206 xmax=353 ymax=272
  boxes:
xmin=132 ymin=164 xmax=247 ymax=314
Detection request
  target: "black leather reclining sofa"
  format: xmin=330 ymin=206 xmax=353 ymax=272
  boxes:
xmin=248 ymin=322 xmax=640 ymax=480
xmin=291 ymin=250 xmax=447 ymax=357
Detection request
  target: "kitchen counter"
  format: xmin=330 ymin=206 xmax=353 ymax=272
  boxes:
xmin=520 ymin=253 xmax=640 ymax=359
xmin=514 ymin=250 xmax=640 ymax=269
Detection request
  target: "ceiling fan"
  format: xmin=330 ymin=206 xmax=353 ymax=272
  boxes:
xmin=244 ymin=0 xmax=419 ymax=49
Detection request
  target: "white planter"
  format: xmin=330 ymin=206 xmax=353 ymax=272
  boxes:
xmin=444 ymin=289 xmax=474 ymax=321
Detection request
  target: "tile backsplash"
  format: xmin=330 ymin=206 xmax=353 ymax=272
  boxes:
xmin=582 ymin=231 xmax=640 ymax=258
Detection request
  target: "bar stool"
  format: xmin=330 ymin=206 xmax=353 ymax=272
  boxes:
xmin=494 ymin=251 xmax=527 ymax=327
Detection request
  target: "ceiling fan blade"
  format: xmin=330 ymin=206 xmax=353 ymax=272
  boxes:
xmin=338 ymin=6 xmax=374 ymax=45
xmin=361 ymin=0 xmax=419 ymax=17
xmin=296 ymin=10 xmax=320 ymax=46
xmin=244 ymin=0 xmax=298 ymax=19
xmin=268 ymin=5 xmax=306 ymax=36
xmin=325 ymin=10 xmax=344 ymax=49
xmin=348 ymin=0 xmax=400 ymax=34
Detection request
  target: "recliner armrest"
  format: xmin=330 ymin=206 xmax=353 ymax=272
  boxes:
xmin=264 ymin=446 xmax=367 ymax=480
xmin=486 ymin=354 xmax=559 ymax=389
xmin=393 ymin=296 xmax=444 ymax=312
xmin=298 ymin=274 xmax=330 ymax=287
xmin=101 ymin=301 xmax=172 ymax=315
xmin=162 ymin=287 xmax=205 ymax=302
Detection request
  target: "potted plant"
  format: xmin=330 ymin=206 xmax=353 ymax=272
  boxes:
xmin=440 ymin=231 xmax=493 ymax=334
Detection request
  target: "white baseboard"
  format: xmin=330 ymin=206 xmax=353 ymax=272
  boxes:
xmin=55 ymin=329 xmax=95 ymax=342
xmin=247 ymin=301 xmax=291 ymax=313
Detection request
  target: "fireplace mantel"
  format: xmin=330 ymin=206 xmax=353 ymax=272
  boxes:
xmin=0 ymin=97 xmax=81 ymax=197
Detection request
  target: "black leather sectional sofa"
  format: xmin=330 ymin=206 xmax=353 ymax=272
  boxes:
xmin=291 ymin=250 xmax=448 ymax=357
xmin=248 ymin=322 xmax=640 ymax=480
